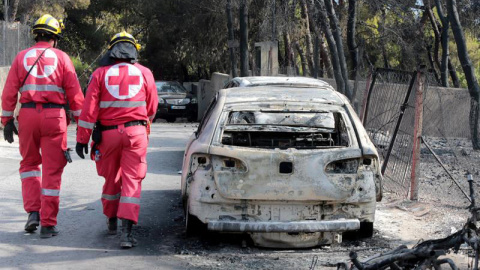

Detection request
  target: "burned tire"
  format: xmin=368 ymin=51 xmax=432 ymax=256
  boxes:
xmin=358 ymin=221 xmax=374 ymax=238
xmin=343 ymin=221 xmax=374 ymax=240
xmin=165 ymin=116 xmax=176 ymax=123
xmin=185 ymin=206 xmax=206 ymax=237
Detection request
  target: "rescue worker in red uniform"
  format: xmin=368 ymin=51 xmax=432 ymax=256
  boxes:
xmin=76 ymin=31 xmax=158 ymax=248
xmin=1 ymin=14 xmax=84 ymax=238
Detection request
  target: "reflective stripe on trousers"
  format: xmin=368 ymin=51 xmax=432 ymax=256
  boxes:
xmin=20 ymin=170 xmax=41 ymax=180
xmin=120 ymin=196 xmax=140 ymax=205
xmin=42 ymin=188 xmax=60 ymax=196
xmin=102 ymin=193 xmax=121 ymax=200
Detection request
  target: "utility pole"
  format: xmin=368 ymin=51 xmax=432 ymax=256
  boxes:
xmin=4 ymin=0 xmax=9 ymax=22
xmin=226 ymin=0 xmax=237 ymax=77
xmin=239 ymin=0 xmax=249 ymax=76
xmin=271 ymin=0 xmax=276 ymax=40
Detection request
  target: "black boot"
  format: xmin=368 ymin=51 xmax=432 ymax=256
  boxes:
xmin=120 ymin=219 xmax=137 ymax=248
xmin=40 ymin=226 xmax=59 ymax=238
xmin=107 ymin=217 xmax=117 ymax=235
xmin=25 ymin=211 xmax=40 ymax=232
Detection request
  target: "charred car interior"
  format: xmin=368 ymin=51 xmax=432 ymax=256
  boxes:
xmin=221 ymin=111 xmax=350 ymax=149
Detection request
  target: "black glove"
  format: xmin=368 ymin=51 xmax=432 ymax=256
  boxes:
xmin=75 ymin=142 xmax=88 ymax=159
xmin=3 ymin=119 xmax=18 ymax=144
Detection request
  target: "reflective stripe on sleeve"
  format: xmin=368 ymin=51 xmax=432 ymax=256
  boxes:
xmin=101 ymin=193 xmax=121 ymax=201
xmin=42 ymin=188 xmax=60 ymax=196
xmin=2 ymin=110 xmax=14 ymax=117
xmin=72 ymin=110 xmax=82 ymax=117
xmin=100 ymin=101 xmax=146 ymax=108
xmin=19 ymin=84 xmax=65 ymax=93
xmin=20 ymin=170 xmax=41 ymax=180
xmin=119 ymin=196 xmax=140 ymax=205
xmin=78 ymin=120 xmax=95 ymax=129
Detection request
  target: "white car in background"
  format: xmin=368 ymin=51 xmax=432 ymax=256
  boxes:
xmin=181 ymin=79 xmax=382 ymax=248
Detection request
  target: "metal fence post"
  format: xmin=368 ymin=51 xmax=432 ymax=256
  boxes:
xmin=409 ymin=68 xmax=426 ymax=200
xmin=360 ymin=69 xmax=373 ymax=123
xmin=362 ymin=69 xmax=378 ymax=124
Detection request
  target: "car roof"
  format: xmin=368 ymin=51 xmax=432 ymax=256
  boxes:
xmin=221 ymin=85 xmax=346 ymax=106
xmin=232 ymin=76 xmax=332 ymax=88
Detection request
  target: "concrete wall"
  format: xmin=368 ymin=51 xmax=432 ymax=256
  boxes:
xmin=195 ymin=73 xmax=231 ymax=121
xmin=197 ymin=79 xmax=212 ymax=121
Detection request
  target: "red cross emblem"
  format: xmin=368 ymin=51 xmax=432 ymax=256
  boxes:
xmin=23 ymin=48 xmax=58 ymax=78
xmin=105 ymin=63 xmax=143 ymax=99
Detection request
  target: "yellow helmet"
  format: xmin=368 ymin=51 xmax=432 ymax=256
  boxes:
xmin=32 ymin=14 xmax=64 ymax=38
xmin=108 ymin=31 xmax=141 ymax=51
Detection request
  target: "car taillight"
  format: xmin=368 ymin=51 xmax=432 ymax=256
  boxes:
xmin=325 ymin=158 xmax=359 ymax=174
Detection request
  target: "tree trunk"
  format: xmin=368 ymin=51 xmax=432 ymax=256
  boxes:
xmin=10 ymin=0 xmax=19 ymax=21
xmin=324 ymin=0 xmax=351 ymax=99
xmin=427 ymin=45 xmax=441 ymax=83
xmin=347 ymin=0 xmax=358 ymax=80
xmin=316 ymin=0 xmax=345 ymax=95
xmin=295 ymin=41 xmax=308 ymax=75
xmin=447 ymin=0 xmax=480 ymax=149
xmin=239 ymin=0 xmax=249 ymax=77
xmin=314 ymin=35 xmax=320 ymax=78
xmin=306 ymin=0 xmax=332 ymax=77
xmin=284 ymin=32 xmax=294 ymax=73
xmin=426 ymin=4 xmax=442 ymax=72
xmin=226 ymin=0 xmax=237 ymax=78
xmin=379 ymin=8 xmax=390 ymax=69
xmin=448 ymin=60 xmax=460 ymax=88
xmin=300 ymin=0 xmax=314 ymax=76
xmin=435 ymin=0 xmax=450 ymax=87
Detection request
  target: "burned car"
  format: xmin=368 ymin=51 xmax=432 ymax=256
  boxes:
xmin=181 ymin=83 xmax=382 ymax=248
xmin=223 ymin=76 xmax=334 ymax=89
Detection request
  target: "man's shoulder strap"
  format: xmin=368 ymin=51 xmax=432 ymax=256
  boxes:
xmin=20 ymin=47 xmax=52 ymax=87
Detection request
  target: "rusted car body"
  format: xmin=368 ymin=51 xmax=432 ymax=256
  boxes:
xmin=181 ymin=82 xmax=382 ymax=248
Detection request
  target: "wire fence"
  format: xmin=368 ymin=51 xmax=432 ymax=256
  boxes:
xmin=419 ymin=73 xmax=475 ymax=207
xmin=362 ymin=69 xmax=418 ymax=197
xmin=0 ymin=21 xmax=32 ymax=67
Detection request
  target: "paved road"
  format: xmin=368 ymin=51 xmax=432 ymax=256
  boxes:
xmin=0 ymin=122 xmax=197 ymax=270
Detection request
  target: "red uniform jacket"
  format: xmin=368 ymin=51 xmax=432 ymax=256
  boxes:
xmin=76 ymin=62 xmax=158 ymax=144
xmin=1 ymin=41 xmax=84 ymax=126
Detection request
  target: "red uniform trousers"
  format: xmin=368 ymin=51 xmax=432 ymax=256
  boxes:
xmin=95 ymin=124 xmax=147 ymax=224
xmin=18 ymin=105 xmax=67 ymax=226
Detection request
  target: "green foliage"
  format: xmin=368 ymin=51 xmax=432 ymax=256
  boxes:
xmin=11 ymin=0 xmax=480 ymax=85
xmin=70 ymin=55 xmax=91 ymax=88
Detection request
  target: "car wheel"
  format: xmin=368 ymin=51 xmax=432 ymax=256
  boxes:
xmin=166 ymin=116 xmax=176 ymax=123
xmin=187 ymin=114 xmax=197 ymax=122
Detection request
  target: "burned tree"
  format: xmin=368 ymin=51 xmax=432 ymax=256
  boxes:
xmin=447 ymin=0 xmax=480 ymax=149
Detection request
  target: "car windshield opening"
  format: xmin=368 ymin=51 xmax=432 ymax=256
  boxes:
xmin=156 ymin=82 xmax=187 ymax=94
xmin=222 ymin=111 xmax=349 ymax=149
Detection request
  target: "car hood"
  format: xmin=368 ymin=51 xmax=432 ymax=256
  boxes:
xmin=158 ymin=92 xmax=193 ymax=99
